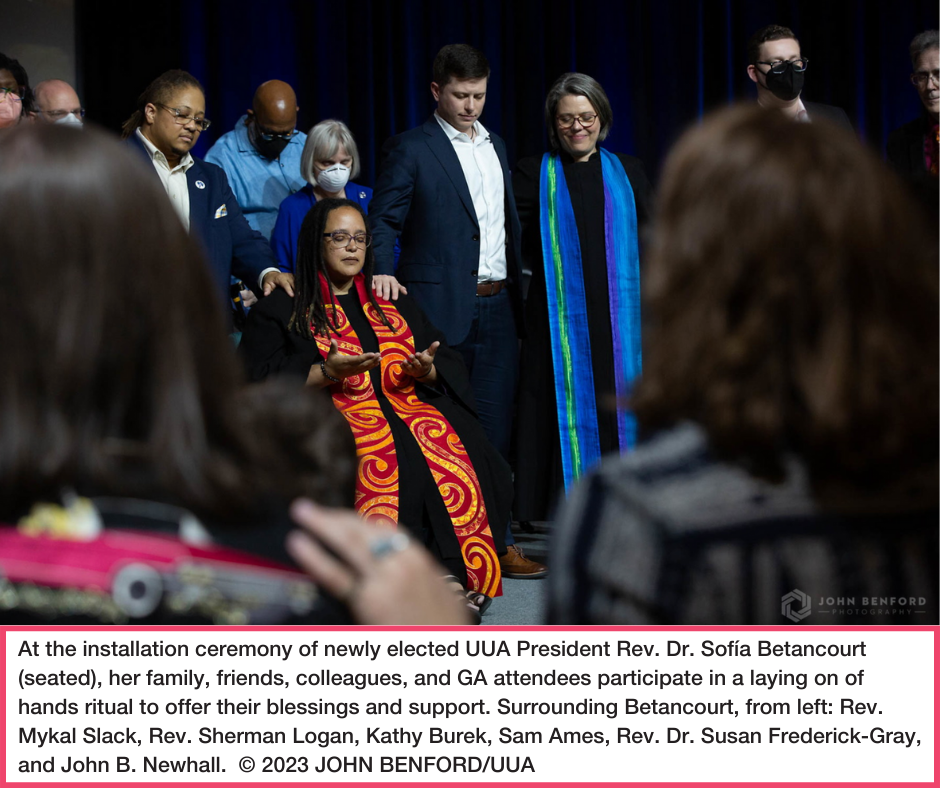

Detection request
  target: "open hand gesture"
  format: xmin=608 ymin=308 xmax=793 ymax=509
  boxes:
xmin=400 ymin=340 xmax=439 ymax=383
xmin=310 ymin=340 xmax=380 ymax=387
xmin=324 ymin=339 xmax=381 ymax=378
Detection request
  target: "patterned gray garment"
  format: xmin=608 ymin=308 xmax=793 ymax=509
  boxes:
xmin=548 ymin=423 xmax=938 ymax=625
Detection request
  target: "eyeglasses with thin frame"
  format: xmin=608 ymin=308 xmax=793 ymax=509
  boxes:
xmin=35 ymin=108 xmax=86 ymax=120
xmin=911 ymin=69 xmax=940 ymax=88
xmin=155 ymin=103 xmax=211 ymax=132
xmin=756 ymin=58 xmax=809 ymax=74
xmin=556 ymin=112 xmax=598 ymax=129
xmin=322 ymin=231 xmax=372 ymax=248
xmin=0 ymin=87 xmax=22 ymax=103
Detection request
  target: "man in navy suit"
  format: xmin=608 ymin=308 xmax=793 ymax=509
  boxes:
xmin=369 ymin=45 xmax=545 ymax=578
xmin=121 ymin=70 xmax=293 ymax=307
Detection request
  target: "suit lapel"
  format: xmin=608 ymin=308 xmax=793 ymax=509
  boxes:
xmin=187 ymin=162 xmax=211 ymax=238
xmin=126 ymin=132 xmax=161 ymax=182
xmin=423 ymin=116 xmax=478 ymax=227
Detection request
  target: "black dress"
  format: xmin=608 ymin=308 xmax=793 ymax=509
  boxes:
xmin=512 ymin=149 xmax=652 ymax=522
xmin=241 ymin=288 xmax=511 ymax=585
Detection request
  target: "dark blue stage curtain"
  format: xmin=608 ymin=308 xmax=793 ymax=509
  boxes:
xmin=80 ymin=0 xmax=938 ymax=184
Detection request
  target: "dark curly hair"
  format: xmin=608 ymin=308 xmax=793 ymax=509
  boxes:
xmin=632 ymin=105 xmax=938 ymax=490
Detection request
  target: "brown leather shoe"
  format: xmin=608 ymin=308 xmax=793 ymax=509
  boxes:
xmin=499 ymin=544 xmax=548 ymax=579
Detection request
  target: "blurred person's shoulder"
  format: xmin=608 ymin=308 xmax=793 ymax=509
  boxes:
xmin=590 ymin=422 xmax=815 ymax=535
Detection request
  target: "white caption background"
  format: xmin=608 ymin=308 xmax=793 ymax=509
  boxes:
xmin=5 ymin=630 xmax=934 ymax=783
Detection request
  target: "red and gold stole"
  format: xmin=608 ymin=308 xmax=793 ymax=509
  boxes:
xmin=313 ymin=274 xmax=501 ymax=597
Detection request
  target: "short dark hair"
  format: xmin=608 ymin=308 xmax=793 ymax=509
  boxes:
xmin=910 ymin=29 xmax=939 ymax=68
xmin=121 ymin=68 xmax=204 ymax=139
xmin=544 ymin=72 xmax=613 ymax=153
xmin=0 ymin=124 xmax=356 ymax=520
xmin=0 ymin=51 xmax=33 ymax=113
xmin=633 ymin=105 xmax=938 ymax=490
xmin=289 ymin=198 xmax=390 ymax=340
xmin=432 ymin=44 xmax=490 ymax=88
xmin=747 ymin=24 xmax=799 ymax=65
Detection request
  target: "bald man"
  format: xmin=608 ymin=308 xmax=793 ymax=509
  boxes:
xmin=32 ymin=79 xmax=84 ymax=126
xmin=205 ymin=80 xmax=307 ymax=240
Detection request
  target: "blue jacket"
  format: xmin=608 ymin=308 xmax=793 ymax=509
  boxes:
xmin=270 ymin=182 xmax=373 ymax=273
xmin=204 ymin=115 xmax=307 ymax=240
xmin=368 ymin=115 xmax=523 ymax=345
xmin=127 ymin=132 xmax=278 ymax=302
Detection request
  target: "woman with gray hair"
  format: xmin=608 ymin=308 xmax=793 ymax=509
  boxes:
xmin=271 ymin=119 xmax=373 ymax=273
xmin=513 ymin=72 xmax=653 ymax=526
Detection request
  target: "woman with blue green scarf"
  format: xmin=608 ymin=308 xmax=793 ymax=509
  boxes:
xmin=513 ymin=73 xmax=652 ymax=524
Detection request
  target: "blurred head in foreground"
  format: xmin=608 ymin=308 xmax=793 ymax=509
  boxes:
xmin=0 ymin=124 xmax=353 ymax=519
xmin=633 ymin=105 xmax=937 ymax=495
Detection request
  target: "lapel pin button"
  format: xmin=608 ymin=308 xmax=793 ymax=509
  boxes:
xmin=195 ymin=180 xmax=206 ymax=190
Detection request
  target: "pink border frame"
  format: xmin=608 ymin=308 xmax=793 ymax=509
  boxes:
xmin=1 ymin=625 xmax=935 ymax=787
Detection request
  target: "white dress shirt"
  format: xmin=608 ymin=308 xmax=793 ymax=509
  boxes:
xmin=136 ymin=128 xmax=278 ymax=290
xmin=435 ymin=113 xmax=507 ymax=281
xmin=135 ymin=128 xmax=194 ymax=231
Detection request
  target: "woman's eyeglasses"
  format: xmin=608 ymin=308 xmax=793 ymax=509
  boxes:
xmin=556 ymin=112 xmax=598 ymax=129
xmin=322 ymin=232 xmax=372 ymax=248
xmin=156 ymin=104 xmax=211 ymax=132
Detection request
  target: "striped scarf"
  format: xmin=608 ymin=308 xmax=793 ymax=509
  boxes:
xmin=538 ymin=149 xmax=642 ymax=490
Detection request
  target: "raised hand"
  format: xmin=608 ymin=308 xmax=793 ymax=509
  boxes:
xmin=400 ymin=340 xmax=440 ymax=383
xmin=308 ymin=339 xmax=381 ymax=387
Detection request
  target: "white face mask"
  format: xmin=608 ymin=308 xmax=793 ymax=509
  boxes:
xmin=54 ymin=112 xmax=83 ymax=128
xmin=316 ymin=163 xmax=350 ymax=194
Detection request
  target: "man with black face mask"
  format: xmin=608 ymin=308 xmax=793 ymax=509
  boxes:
xmin=746 ymin=25 xmax=852 ymax=130
xmin=206 ymin=80 xmax=307 ymax=240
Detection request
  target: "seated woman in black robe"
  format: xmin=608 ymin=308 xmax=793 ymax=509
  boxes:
xmin=241 ymin=199 xmax=511 ymax=603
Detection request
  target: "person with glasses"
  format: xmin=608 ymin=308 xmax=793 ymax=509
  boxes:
xmin=241 ymin=198 xmax=513 ymax=614
xmin=0 ymin=86 xmax=24 ymax=129
xmin=271 ymin=119 xmax=374 ymax=274
xmin=887 ymin=30 xmax=939 ymax=181
xmin=511 ymin=72 xmax=651 ymax=531
xmin=31 ymin=79 xmax=84 ymax=127
xmin=0 ymin=52 xmax=32 ymax=127
xmin=121 ymin=70 xmax=293 ymax=310
xmin=548 ymin=106 xmax=937 ymax=625
xmin=205 ymin=80 xmax=307 ymax=241
xmin=746 ymin=25 xmax=851 ymax=129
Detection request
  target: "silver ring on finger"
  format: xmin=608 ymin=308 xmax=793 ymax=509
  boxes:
xmin=369 ymin=532 xmax=410 ymax=560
